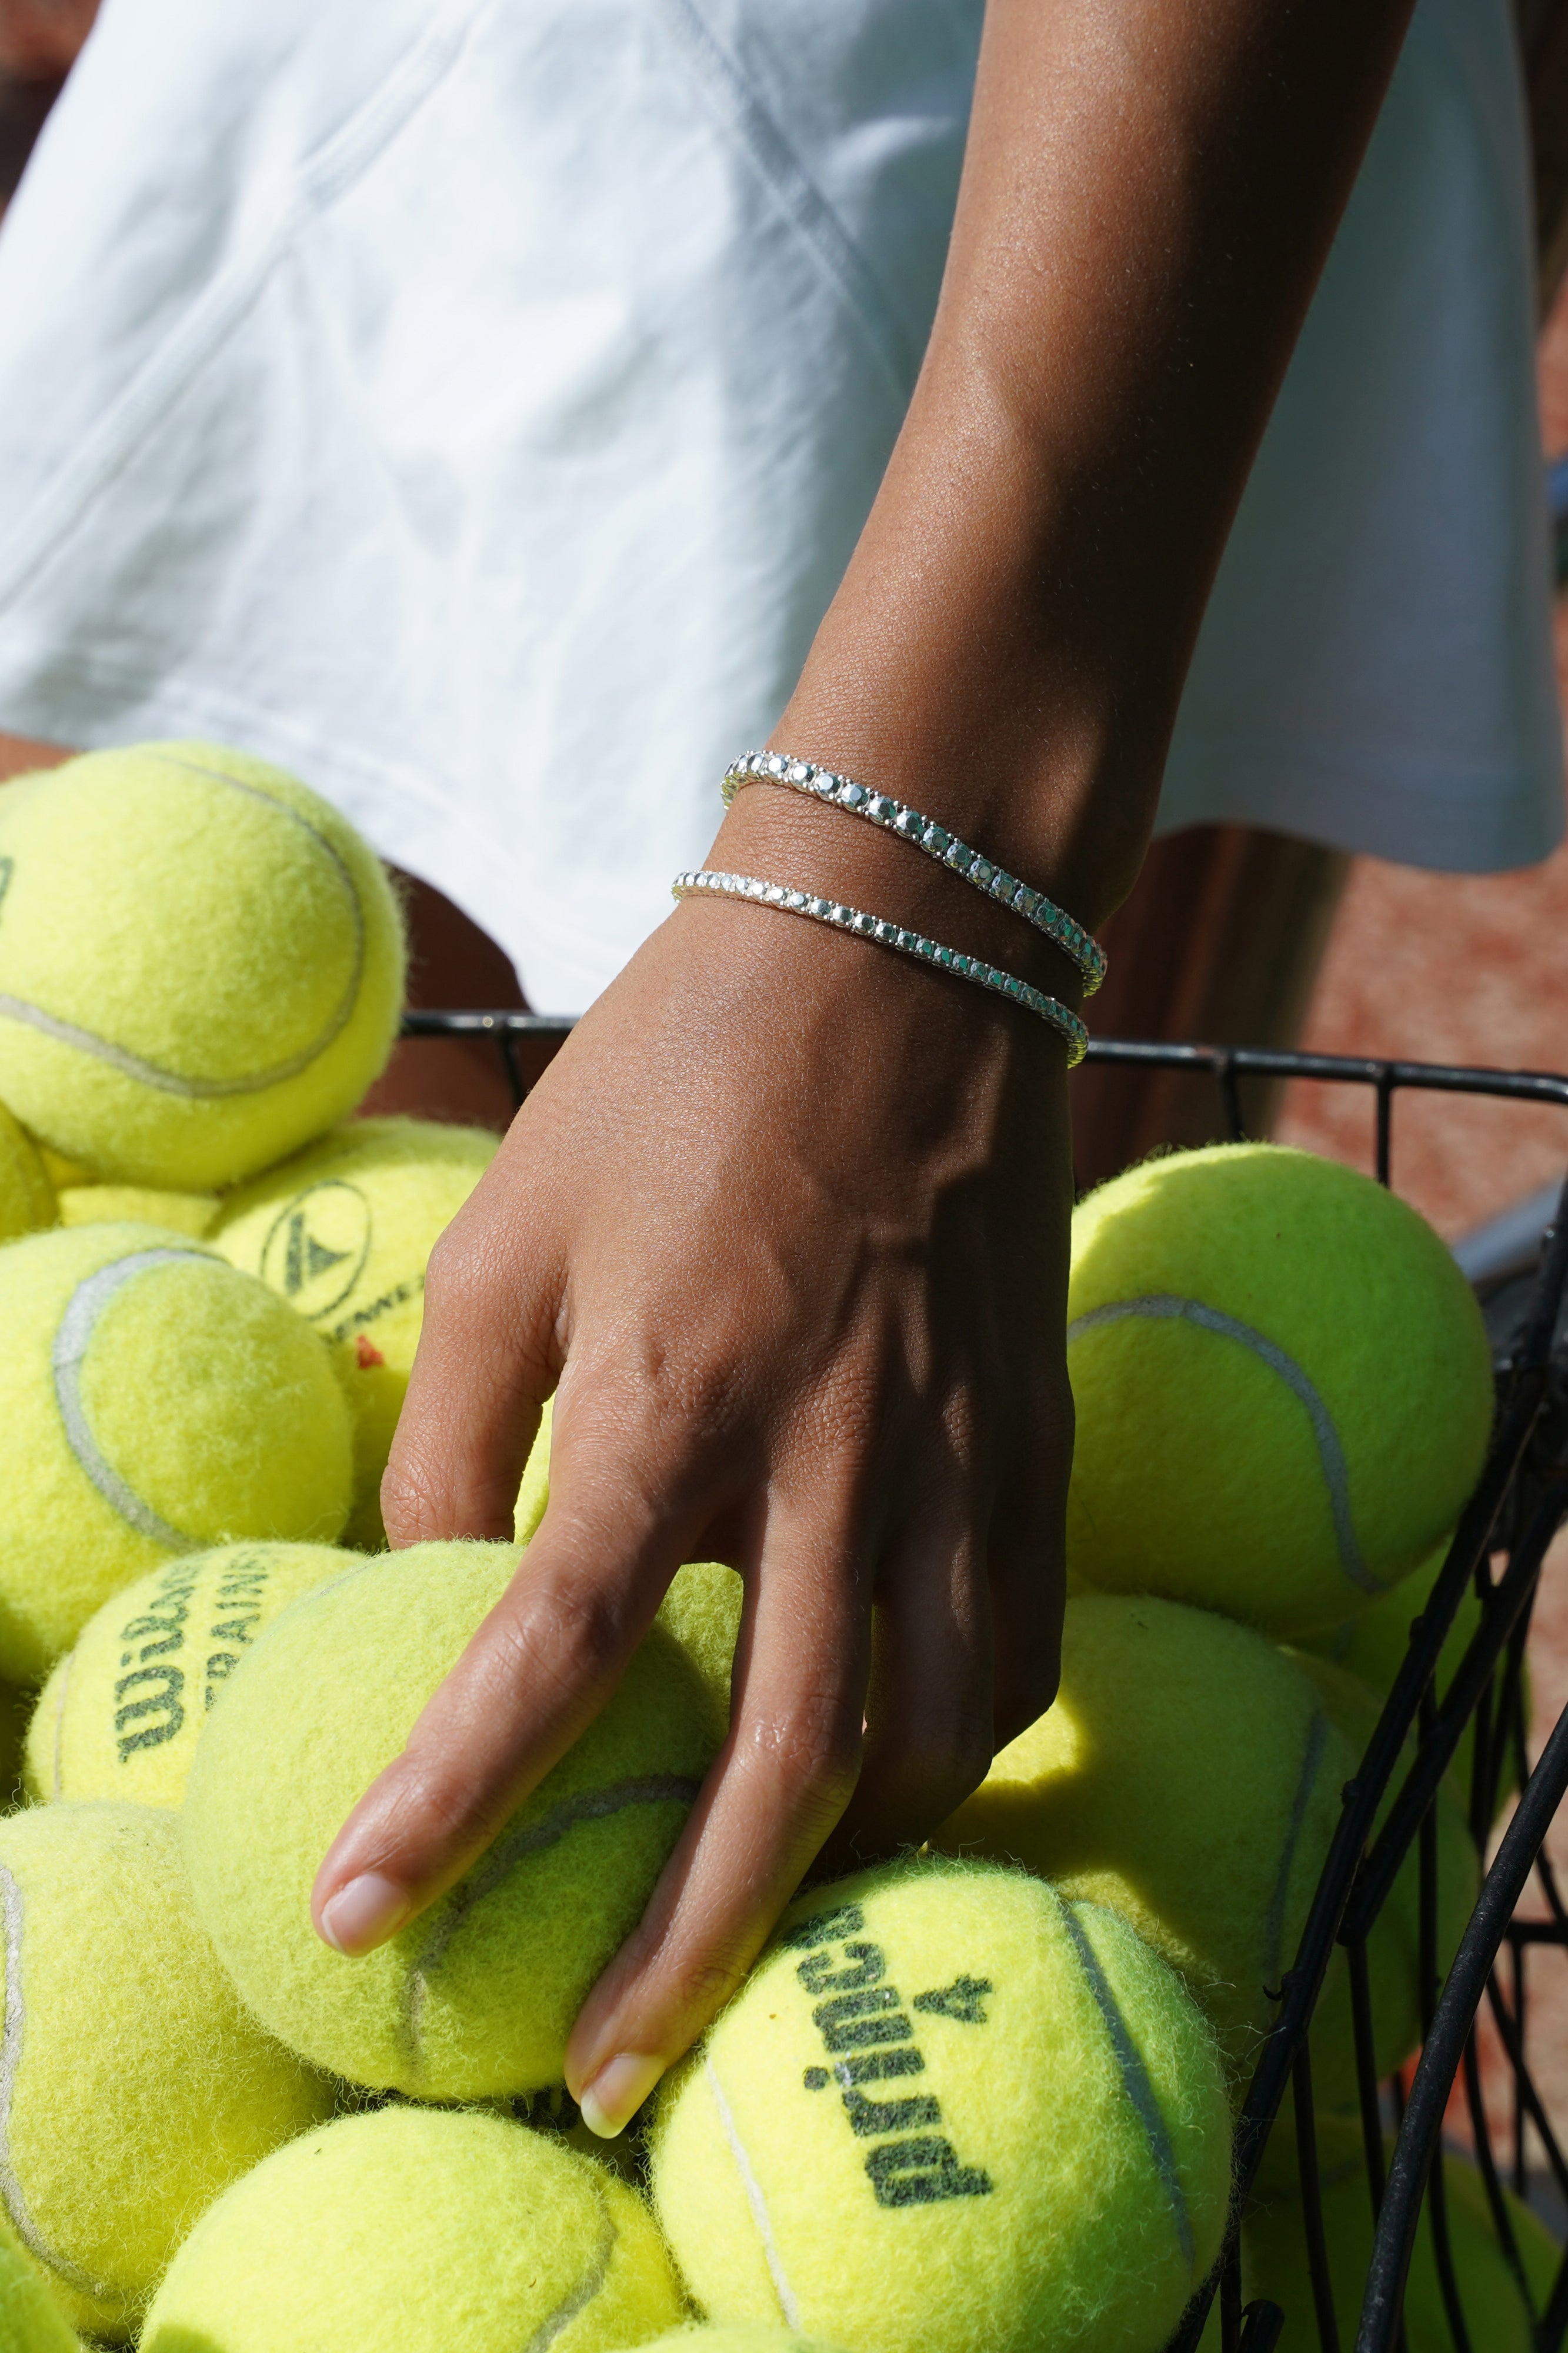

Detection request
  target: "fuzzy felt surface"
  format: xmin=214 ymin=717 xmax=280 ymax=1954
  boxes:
xmin=139 ymin=2103 xmax=685 ymax=2353
xmin=650 ymin=1857 xmax=1230 ymax=2353
xmin=1232 ymin=2115 xmax=1561 ymax=2349
xmin=513 ymin=1402 xmax=742 ymax=1734
xmin=0 ymin=1803 xmax=334 ymax=2343
xmin=1066 ymin=1145 xmax=1494 ymax=1635
xmin=0 ymin=742 xmax=405 ymax=1189
xmin=55 ymin=1186 xmax=219 ymax=1237
xmin=644 ymin=2332 xmax=850 ymax=2353
xmin=0 ymin=1104 xmax=54 ymax=1246
xmin=0 ymin=2205 xmax=81 ymax=2352
xmin=182 ymin=1540 xmax=722 ymax=2097
xmin=1286 ymin=1653 xmax=1480 ymax=2107
xmin=930 ymin=1595 xmax=1355 ymax=2088
xmin=24 ymin=1541 xmax=361 ymax=1808
xmin=0 ymin=1224 xmax=352 ymax=1682
xmin=215 ymin=1117 xmax=496 ymax=1544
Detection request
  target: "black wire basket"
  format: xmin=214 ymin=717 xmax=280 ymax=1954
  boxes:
xmin=403 ymin=1015 xmax=1568 ymax=2353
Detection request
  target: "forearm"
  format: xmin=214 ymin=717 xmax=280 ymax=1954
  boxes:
xmin=761 ymin=0 xmax=1415 ymax=937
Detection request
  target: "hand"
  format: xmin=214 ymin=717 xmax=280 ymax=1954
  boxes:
xmin=310 ymin=782 xmax=1075 ymax=2135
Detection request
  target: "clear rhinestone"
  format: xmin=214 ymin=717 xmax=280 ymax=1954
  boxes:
xmin=748 ymin=753 xmax=765 ymax=775
xmin=839 ymin=781 xmax=868 ymax=808
xmin=852 ymin=911 xmax=873 ymax=933
xmin=788 ymin=761 xmax=813 ymax=785
xmin=946 ymin=841 xmax=971 ymax=872
xmin=785 ymin=889 xmax=807 ymax=911
xmin=923 ymin=825 xmax=949 ymax=856
xmin=810 ymin=771 xmax=835 ymax=796
xmin=1010 ymin=880 xmax=1030 ymax=909
xmin=972 ymin=859 xmax=993 ymax=888
xmin=865 ymin=794 xmax=891 ymax=822
xmin=808 ymin=896 xmax=829 ymax=918
xmin=766 ymin=884 xmax=786 ymax=904
xmin=872 ymin=919 xmax=893 ymax=943
xmin=893 ymin=808 xmax=922 ymax=838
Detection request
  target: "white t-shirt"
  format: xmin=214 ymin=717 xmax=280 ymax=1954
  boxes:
xmin=0 ymin=0 xmax=1557 ymax=1011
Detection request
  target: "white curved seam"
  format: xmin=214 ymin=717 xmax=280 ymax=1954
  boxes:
xmin=706 ymin=2055 xmax=801 ymax=2327
xmin=1263 ymin=1711 xmax=1330 ymax=1991
xmin=518 ymin=2177 xmax=618 ymax=2353
xmin=0 ymin=758 xmax=363 ymax=1096
xmin=0 ymin=1865 xmax=122 ymax=2311
xmin=402 ymin=1774 xmax=701 ymax=2069
xmin=1062 ymin=1902 xmax=1195 ymax=2275
xmin=1067 ymin=1293 xmax=1383 ymax=1595
xmin=52 ymin=1248 xmax=210 ymax=1549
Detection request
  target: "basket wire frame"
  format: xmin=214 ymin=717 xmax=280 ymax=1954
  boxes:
xmin=402 ymin=1015 xmax=1568 ymax=2353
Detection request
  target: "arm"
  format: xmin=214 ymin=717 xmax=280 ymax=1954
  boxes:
xmin=314 ymin=0 xmax=1415 ymax=2135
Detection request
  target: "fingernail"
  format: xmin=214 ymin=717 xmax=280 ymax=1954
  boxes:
xmin=318 ymin=1872 xmax=411 ymax=1955
xmin=578 ymin=2052 xmax=665 ymax=2138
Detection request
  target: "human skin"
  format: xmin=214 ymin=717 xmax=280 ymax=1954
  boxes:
xmin=293 ymin=0 xmax=1409 ymax=2131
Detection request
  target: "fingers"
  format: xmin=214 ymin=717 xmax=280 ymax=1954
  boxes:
xmin=312 ymin=1424 xmax=712 ymax=1956
xmin=381 ymin=1159 xmax=563 ymax=1546
xmin=819 ymin=1492 xmax=996 ymax=1872
xmin=985 ymin=1376 xmax=1073 ymax=1747
xmin=564 ymin=1498 xmax=871 ymax=2135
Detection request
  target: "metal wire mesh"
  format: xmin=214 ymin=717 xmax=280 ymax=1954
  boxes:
xmin=401 ymin=1015 xmax=1568 ymax=2353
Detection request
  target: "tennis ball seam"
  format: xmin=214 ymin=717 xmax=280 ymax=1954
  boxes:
xmin=0 ymin=1861 xmax=127 ymax=2319
xmin=525 ymin=2172 xmax=616 ymax=2353
xmin=1067 ymin=1292 xmax=1384 ymax=1597
xmin=1263 ymin=1708 xmax=1332 ymax=1989
xmin=1059 ymin=1902 xmax=1195 ymax=2272
xmin=52 ymin=1244 xmax=215 ymax=1549
xmin=0 ymin=757 xmax=364 ymax=1098
xmin=405 ymin=1774 xmax=703 ymax=2069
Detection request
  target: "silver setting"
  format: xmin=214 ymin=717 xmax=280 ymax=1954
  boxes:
xmin=722 ymin=752 xmax=1105 ymax=996
xmin=670 ymin=870 xmax=1088 ymax=1064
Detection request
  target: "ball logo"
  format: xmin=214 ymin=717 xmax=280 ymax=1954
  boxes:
xmin=259 ymin=1180 xmax=372 ymax=1320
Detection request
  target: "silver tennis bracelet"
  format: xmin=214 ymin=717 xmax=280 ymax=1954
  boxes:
xmin=670 ymin=868 xmax=1090 ymax=1065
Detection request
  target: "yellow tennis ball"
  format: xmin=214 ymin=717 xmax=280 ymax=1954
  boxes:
xmin=651 ymin=1858 xmax=1232 ymax=2353
xmin=1239 ymin=2115 xmax=1560 ymax=2348
xmin=215 ymin=1116 xmax=498 ymax=1544
xmin=1287 ymin=1653 xmax=1479 ymax=2108
xmin=0 ymin=1224 xmax=353 ymax=1682
xmin=515 ymin=1402 xmax=743 ymax=1730
xmin=1066 ymin=1145 xmax=1494 ymax=1635
xmin=23 ymin=1539 xmax=359 ymax=1807
xmin=139 ymin=2106 xmax=683 ymax=2353
xmin=0 ymin=1099 xmax=54 ymax=1244
xmin=930 ymin=1594 xmax=1356 ymax=2089
xmin=0 ymin=2207 xmax=83 ymax=2353
xmin=0 ymin=1802 xmax=335 ymax=2343
xmin=182 ymin=1540 xmax=722 ymax=2096
xmin=0 ymin=742 xmax=406 ymax=1190
xmin=55 ymin=1183 xmax=219 ymax=1236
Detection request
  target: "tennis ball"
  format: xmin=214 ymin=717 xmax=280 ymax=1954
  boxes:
xmin=0 ymin=741 xmax=405 ymax=1189
xmin=651 ymin=1857 xmax=1231 ymax=2353
xmin=215 ymin=1116 xmax=498 ymax=1544
xmin=1240 ymin=2114 xmax=1560 ymax=2348
xmin=0 ymin=1802 xmax=334 ymax=2342
xmin=139 ymin=2102 xmax=685 ymax=2353
xmin=0 ymin=1100 xmax=53 ymax=1243
xmin=0 ymin=2208 xmax=82 ymax=2353
xmin=515 ymin=1403 xmax=743 ymax=1730
xmin=930 ymin=1594 xmax=1356 ymax=2088
xmin=0 ymin=1223 xmax=352 ymax=1682
xmin=1066 ymin=1145 xmax=1494 ymax=1635
xmin=1288 ymin=1653 xmax=1479 ymax=2108
xmin=1300 ymin=1542 xmax=1524 ymax=1818
xmin=182 ymin=1539 xmax=722 ymax=2095
xmin=23 ymin=1539 xmax=359 ymax=1807
xmin=55 ymin=1183 xmax=219 ymax=1236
